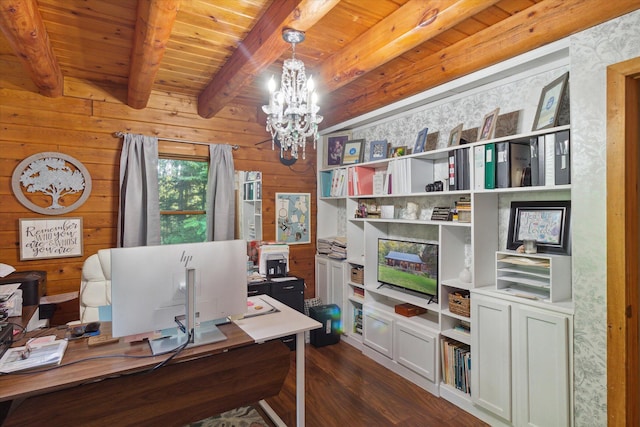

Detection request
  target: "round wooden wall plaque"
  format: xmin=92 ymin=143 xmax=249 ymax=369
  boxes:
xmin=11 ymin=152 xmax=92 ymax=215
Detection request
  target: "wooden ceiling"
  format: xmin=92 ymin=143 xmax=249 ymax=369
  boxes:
xmin=0 ymin=0 xmax=638 ymax=130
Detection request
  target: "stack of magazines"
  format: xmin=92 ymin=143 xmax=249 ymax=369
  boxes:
xmin=317 ymin=236 xmax=347 ymax=260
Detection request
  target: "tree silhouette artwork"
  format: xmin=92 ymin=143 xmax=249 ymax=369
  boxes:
xmin=20 ymin=157 xmax=86 ymax=210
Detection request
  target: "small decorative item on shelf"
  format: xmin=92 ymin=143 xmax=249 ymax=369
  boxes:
xmin=425 ymin=180 xmax=444 ymax=192
xmin=403 ymin=202 xmax=419 ymax=220
xmin=394 ymin=303 xmax=427 ymax=317
xmin=431 ymin=206 xmax=451 ymax=221
xmin=458 ymin=266 xmax=472 ymax=283
xmin=448 ymin=291 xmax=471 ymax=317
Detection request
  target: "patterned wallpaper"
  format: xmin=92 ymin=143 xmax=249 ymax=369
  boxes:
xmin=570 ymin=9 xmax=640 ymax=426
xmin=342 ymin=8 xmax=640 ymax=426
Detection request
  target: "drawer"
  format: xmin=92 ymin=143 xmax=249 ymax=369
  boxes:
xmin=247 ymin=283 xmax=270 ymax=296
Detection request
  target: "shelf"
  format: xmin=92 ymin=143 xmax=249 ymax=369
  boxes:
xmin=441 ymin=308 xmax=471 ymax=322
xmin=366 ymin=286 xmax=439 ymax=313
xmin=441 ymin=278 xmax=473 ymax=290
xmin=441 ymin=328 xmax=471 ymax=346
xmin=350 ymin=218 xmax=470 ymax=227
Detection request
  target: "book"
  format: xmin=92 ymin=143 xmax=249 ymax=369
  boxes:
xmin=554 ymin=130 xmax=571 ymax=185
xmin=354 ymin=166 xmax=374 ymax=195
xmin=0 ymin=339 xmax=68 ymax=373
xmin=473 ymin=145 xmax=485 ymax=190
xmin=372 ymin=171 xmax=385 ymax=195
xmin=484 ymin=143 xmax=496 ymax=189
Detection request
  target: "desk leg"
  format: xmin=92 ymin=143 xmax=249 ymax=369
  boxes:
xmin=296 ymin=332 xmax=305 ymax=427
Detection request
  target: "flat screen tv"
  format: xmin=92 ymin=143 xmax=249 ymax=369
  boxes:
xmin=377 ymin=238 xmax=438 ymax=303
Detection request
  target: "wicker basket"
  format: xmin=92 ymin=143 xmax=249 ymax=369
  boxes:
xmin=448 ymin=292 xmax=471 ymax=317
xmin=351 ymin=267 xmax=364 ymax=284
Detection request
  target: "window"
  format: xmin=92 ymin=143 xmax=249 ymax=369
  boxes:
xmin=158 ymin=157 xmax=208 ymax=244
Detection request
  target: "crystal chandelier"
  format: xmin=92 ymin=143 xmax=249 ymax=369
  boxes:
xmin=262 ymin=29 xmax=323 ymax=160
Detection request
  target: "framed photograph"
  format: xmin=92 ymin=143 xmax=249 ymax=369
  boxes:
xmin=276 ymin=193 xmax=311 ymax=244
xmin=425 ymin=131 xmax=439 ymax=152
xmin=532 ymin=72 xmax=569 ymax=131
xmin=448 ymin=123 xmax=463 ymax=147
xmin=325 ymin=132 xmax=352 ymax=167
xmin=341 ymin=139 xmax=364 ymax=165
xmin=506 ymin=200 xmax=571 ymax=254
xmin=478 ymin=108 xmax=500 ymax=141
xmin=389 ymin=146 xmax=407 ymax=158
xmin=19 ymin=217 xmax=83 ymax=260
xmin=369 ymin=140 xmax=388 ymax=161
xmin=413 ymin=128 xmax=429 ymax=153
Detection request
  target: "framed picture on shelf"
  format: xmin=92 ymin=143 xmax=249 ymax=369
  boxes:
xmin=324 ymin=132 xmax=352 ymax=167
xmin=448 ymin=123 xmax=463 ymax=147
xmin=506 ymin=200 xmax=571 ymax=254
xmin=478 ymin=108 xmax=500 ymax=141
xmin=275 ymin=192 xmax=311 ymax=244
xmin=532 ymin=72 xmax=569 ymax=131
xmin=425 ymin=131 xmax=439 ymax=152
xmin=413 ymin=128 xmax=429 ymax=153
xmin=341 ymin=139 xmax=365 ymax=165
xmin=389 ymin=146 xmax=407 ymax=158
xmin=369 ymin=140 xmax=388 ymax=161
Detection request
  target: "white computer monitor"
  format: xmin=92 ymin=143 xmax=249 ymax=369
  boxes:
xmin=110 ymin=240 xmax=247 ymax=354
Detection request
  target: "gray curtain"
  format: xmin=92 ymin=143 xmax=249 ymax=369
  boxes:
xmin=117 ymin=133 xmax=161 ymax=247
xmin=206 ymin=144 xmax=235 ymax=241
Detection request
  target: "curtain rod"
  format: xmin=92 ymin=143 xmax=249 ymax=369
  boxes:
xmin=113 ymin=132 xmax=239 ymax=150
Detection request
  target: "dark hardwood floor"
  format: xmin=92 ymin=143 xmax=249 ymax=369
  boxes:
xmin=264 ymin=341 xmax=489 ymax=427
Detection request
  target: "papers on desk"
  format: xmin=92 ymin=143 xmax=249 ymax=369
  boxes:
xmin=0 ymin=338 xmax=67 ymax=373
xmin=243 ymin=297 xmax=279 ymax=318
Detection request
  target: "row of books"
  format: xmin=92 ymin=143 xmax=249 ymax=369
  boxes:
xmin=353 ymin=306 xmax=363 ymax=335
xmin=317 ymin=236 xmax=347 ymax=259
xmin=441 ymin=337 xmax=471 ymax=395
xmin=320 ymin=169 xmax=348 ymax=197
xmin=477 ymin=130 xmax=570 ymax=189
xmin=243 ymin=180 xmax=261 ymax=200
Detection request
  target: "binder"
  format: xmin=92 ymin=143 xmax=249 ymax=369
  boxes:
xmin=320 ymin=172 xmax=332 ymax=197
xmin=495 ymin=141 xmax=510 ymax=188
xmin=554 ymin=130 xmax=571 ymax=185
xmin=448 ymin=151 xmax=456 ymax=191
xmin=530 ymin=136 xmax=545 ymax=186
xmin=544 ymin=132 xmax=556 ymax=186
xmin=484 ymin=143 xmax=496 ymax=189
xmin=455 ymin=148 xmax=470 ymax=190
xmin=510 ymin=141 xmax=531 ymax=187
xmin=473 ymin=145 xmax=485 ymax=190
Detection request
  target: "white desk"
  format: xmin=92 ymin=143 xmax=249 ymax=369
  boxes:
xmin=235 ymin=295 xmax=321 ymax=427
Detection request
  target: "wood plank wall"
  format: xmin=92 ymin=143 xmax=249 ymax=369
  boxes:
xmin=0 ymin=57 xmax=318 ymax=320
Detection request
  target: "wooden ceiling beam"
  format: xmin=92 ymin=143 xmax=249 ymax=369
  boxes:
xmin=127 ymin=0 xmax=180 ymax=110
xmin=197 ymin=0 xmax=340 ymax=119
xmin=318 ymin=0 xmax=501 ymax=93
xmin=323 ymin=0 xmax=640 ymax=127
xmin=0 ymin=0 xmax=63 ymax=97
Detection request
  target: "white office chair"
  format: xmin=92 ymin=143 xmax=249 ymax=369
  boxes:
xmin=79 ymin=249 xmax=111 ymax=323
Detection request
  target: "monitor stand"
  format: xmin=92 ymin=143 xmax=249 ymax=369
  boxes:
xmin=149 ymin=267 xmax=229 ymax=355
xmin=148 ymin=319 xmax=227 ymax=355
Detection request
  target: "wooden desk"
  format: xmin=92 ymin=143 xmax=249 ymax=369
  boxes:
xmin=0 ymin=295 xmax=321 ymax=427
xmin=0 ymin=323 xmax=289 ymax=426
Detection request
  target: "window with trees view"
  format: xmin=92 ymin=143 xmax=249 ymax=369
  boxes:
xmin=158 ymin=158 xmax=209 ymax=244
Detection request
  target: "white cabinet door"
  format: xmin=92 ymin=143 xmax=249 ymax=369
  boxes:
xmin=363 ymin=307 xmax=394 ymax=358
xmin=471 ymin=294 xmax=512 ymax=422
xmin=329 ymin=259 xmax=345 ymax=307
xmin=315 ymin=255 xmax=329 ymax=305
xmin=514 ymin=305 xmax=570 ymax=427
xmin=395 ymin=322 xmax=436 ymax=381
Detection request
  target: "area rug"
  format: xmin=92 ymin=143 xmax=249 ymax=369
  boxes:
xmin=186 ymin=405 xmax=269 ymax=427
